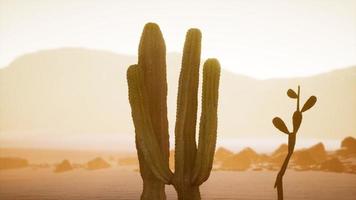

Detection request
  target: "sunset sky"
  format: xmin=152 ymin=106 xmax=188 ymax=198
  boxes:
xmin=1 ymin=0 xmax=355 ymax=79
xmin=0 ymin=1 xmax=355 ymax=152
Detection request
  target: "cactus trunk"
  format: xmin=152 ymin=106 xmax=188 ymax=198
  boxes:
xmin=173 ymin=28 xmax=201 ymax=195
xmin=175 ymin=185 xmax=201 ymax=200
xmin=136 ymin=138 xmax=167 ymax=200
xmin=138 ymin=23 xmax=169 ymax=161
xmin=136 ymin=23 xmax=170 ymax=199
xmin=141 ymin=178 xmax=166 ymax=200
xmin=127 ymin=22 xmax=221 ymax=199
xmin=138 ymin=23 xmax=170 ymax=159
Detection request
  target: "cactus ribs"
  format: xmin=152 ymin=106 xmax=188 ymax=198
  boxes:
xmin=127 ymin=23 xmax=221 ymax=200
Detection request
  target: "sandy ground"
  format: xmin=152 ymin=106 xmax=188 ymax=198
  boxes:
xmin=0 ymin=167 xmax=356 ymax=200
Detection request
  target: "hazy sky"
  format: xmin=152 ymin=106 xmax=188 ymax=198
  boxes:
xmin=0 ymin=0 xmax=355 ymax=79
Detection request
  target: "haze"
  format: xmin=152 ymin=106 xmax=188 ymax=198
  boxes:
xmin=1 ymin=0 xmax=355 ymax=79
xmin=0 ymin=1 xmax=355 ymax=152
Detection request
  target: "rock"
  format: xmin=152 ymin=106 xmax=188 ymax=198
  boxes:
xmin=87 ymin=157 xmax=110 ymax=170
xmin=269 ymin=144 xmax=288 ymax=165
xmin=118 ymin=157 xmax=139 ymax=166
xmin=307 ymin=143 xmax=327 ymax=163
xmin=272 ymin=144 xmax=288 ymax=157
xmin=30 ymin=163 xmax=50 ymax=170
xmin=341 ymin=137 xmax=356 ymax=150
xmin=266 ymin=165 xmax=279 ymax=171
xmin=337 ymin=137 xmax=356 ymax=157
xmin=252 ymin=167 xmax=263 ymax=171
xmin=214 ymin=147 xmax=234 ymax=163
xmin=71 ymin=163 xmax=84 ymax=169
xmin=238 ymin=147 xmax=260 ymax=163
xmin=0 ymin=157 xmax=29 ymax=170
xmin=294 ymin=165 xmax=312 ymax=171
xmin=54 ymin=160 xmax=73 ymax=173
xmin=293 ymin=150 xmax=316 ymax=167
xmin=219 ymin=147 xmax=259 ymax=171
xmin=220 ymin=153 xmax=251 ymax=171
xmin=268 ymin=153 xmax=286 ymax=166
xmin=269 ymin=144 xmax=288 ymax=166
xmin=293 ymin=143 xmax=327 ymax=167
xmin=258 ymin=154 xmax=270 ymax=163
xmin=339 ymin=157 xmax=356 ymax=174
xmin=319 ymin=157 xmax=344 ymax=173
xmin=349 ymin=165 xmax=356 ymax=174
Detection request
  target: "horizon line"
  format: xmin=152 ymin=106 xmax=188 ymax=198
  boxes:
xmin=0 ymin=46 xmax=355 ymax=80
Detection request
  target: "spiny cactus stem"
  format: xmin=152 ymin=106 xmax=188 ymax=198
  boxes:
xmin=173 ymin=28 xmax=202 ymax=195
xmin=275 ymin=133 xmax=296 ymax=200
xmin=128 ymin=23 xmax=221 ymax=200
xmin=276 ymin=85 xmax=300 ymax=200
xmin=274 ymin=86 xmax=316 ymax=200
xmin=192 ymin=59 xmax=220 ymax=186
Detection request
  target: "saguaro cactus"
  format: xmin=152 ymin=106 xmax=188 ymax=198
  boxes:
xmin=127 ymin=23 xmax=221 ymax=200
xmin=272 ymin=86 xmax=317 ymax=200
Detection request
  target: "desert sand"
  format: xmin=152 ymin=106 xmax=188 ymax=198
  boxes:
xmin=0 ymin=167 xmax=355 ymax=200
xmin=1 ymin=140 xmax=356 ymax=200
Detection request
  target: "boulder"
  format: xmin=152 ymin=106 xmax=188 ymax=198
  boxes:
xmin=258 ymin=154 xmax=270 ymax=163
xmin=341 ymin=137 xmax=356 ymax=150
xmin=220 ymin=153 xmax=251 ymax=171
xmin=319 ymin=157 xmax=344 ymax=173
xmin=293 ymin=150 xmax=316 ymax=167
xmin=269 ymin=144 xmax=288 ymax=166
xmin=0 ymin=157 xmax=29 ymax=170
xmin=54 ymin=160 xmax=73 ymax=173
xmin=87 ymin=157 xmax=110 ymax=170
xmin=349 ymin=165 xmax=356 ymax=174
xmin=272 ymin=144 xmax=288 ymax=157
xmin=340 ymin=157 xmax=356 ymax=174
xmin=30 ymin=163 xmax=50 ymax=170
xmin=118 ymin=157 xmax=139 ymax=166
xmin=238 ymin=147 xmax=260 ymax=163
xmin=307 ymin=143 xmax=327 ymax=163
xmin=214 ymin=147 xmax=234 ymax=163
xmin=268 ymin=153 xmax=286 ymax=166
xmin=337 ymin=137 xmax=356 ymax=157
xmin=293 ymin=143 xmax=327 ymax=167
xmin=72 ymin=163 xmax=85 ymax=169
xmin=219 ymin=147 xmax=258 ymax=171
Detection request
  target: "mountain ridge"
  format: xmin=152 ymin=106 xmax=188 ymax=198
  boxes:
xmin=0 ymin=48 xmax=355 ymax=148
xmin=2 ymin=47 xmax=355 ymax=81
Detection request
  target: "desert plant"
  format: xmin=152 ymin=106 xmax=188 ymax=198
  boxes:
xmin=127 ymin=22 xmax=221 ymax=200
xmin=272 ymin=86 xmax=317 ymax=200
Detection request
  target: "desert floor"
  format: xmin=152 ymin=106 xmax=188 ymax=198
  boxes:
xmin=0 ymin=167 xmax=356 ymax=200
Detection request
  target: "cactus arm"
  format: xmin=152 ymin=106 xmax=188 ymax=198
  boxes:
xmin=138 ymin=23 xmax=170 ymax=160
xmin=174 ymin=29 xmax=202 ymax=186
xmin=192 ymin=59 xmax=221 ymax=186
xmin=127 ymin=65 xmax=173 ymax=184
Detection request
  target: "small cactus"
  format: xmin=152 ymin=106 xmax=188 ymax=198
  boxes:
xmin=127 ymin=23 xmax=221 ymax=200
xmin=272 ymin=86 xmax=317 ymax=200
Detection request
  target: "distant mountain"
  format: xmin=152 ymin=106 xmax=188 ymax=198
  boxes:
xmin=0 ymin=48 xmax=355 ymax=148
